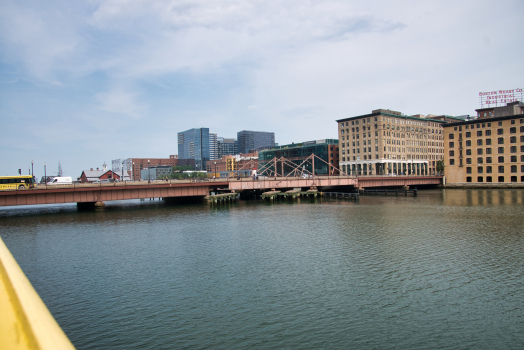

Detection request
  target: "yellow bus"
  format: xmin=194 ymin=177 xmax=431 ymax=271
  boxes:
xmin=0 ymin=175 xmax=35 ymax=190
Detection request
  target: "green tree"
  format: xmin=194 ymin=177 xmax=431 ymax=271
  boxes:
xmin=436 ymin=160 xmax=445 ymax=175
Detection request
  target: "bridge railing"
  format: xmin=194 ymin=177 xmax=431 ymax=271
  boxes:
xmin=0 ymin=237 xmax=75 ymax=349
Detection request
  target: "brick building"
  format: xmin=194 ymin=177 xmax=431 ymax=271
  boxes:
xmin=444 ymin=102 xmax=524 ymax=184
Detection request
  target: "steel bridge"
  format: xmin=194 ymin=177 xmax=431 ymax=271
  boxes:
xmin=0 ymin=175 xmax=442 ymax=207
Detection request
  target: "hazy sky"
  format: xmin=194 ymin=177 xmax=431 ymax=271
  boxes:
xmin=1 ymin=0 xmax=523 ymax=179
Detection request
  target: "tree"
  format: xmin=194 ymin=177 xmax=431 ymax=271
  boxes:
xmin=436 ymin=160 xmax=445 ymax=175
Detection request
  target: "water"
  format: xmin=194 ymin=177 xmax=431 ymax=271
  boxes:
xmin=1 ymin=189 xmax=523 ymax=349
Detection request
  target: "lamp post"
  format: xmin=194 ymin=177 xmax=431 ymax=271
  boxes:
xmin=44 ymin=163 xmax=46 ymax=188
xmin=148 ymin=160 xmax=150 ymax=184
xmin=121 ymin=161 xmax=124 ymax=182
xmin=214 ymin=162 xmax=217 ymax=180
xmin=132 ymin=162 xmax=135 ymax=181
xmin=31 ymin=160 xmax=34 ymax=182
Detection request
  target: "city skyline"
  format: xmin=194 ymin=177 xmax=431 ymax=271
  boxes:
xmin=1 ymin=0 xmax=523 ymax=179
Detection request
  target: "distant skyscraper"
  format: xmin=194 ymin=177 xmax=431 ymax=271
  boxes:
xmin=217 ymin=137 xmax=237 ymax=158
xmin=178 ymin=128 xmax=210 ymax=170
xmin=237 ymin=130 xmax=275 ymax=154
xmin=209 ymin=133 xmax=218 ymax=160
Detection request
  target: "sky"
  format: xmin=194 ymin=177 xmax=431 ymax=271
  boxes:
xmin=1 ymin=0 xmax=523 ymax=179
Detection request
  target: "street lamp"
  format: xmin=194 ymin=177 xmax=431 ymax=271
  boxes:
xmin=31 ymin=160 xmax=34 ymax=182
xmin=121 ymin=161 xmax=124 ymax=182
xmin=148 ymin=160 xmax=150 ymax=183
xmin=44 ymin=163 xmax=46 ymax=187
xmin=214 ymin=162 xmax=217 ymax=180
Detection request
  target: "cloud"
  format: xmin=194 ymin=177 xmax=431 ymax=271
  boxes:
xmin=95 ymin=87 xmax=145 ymax=118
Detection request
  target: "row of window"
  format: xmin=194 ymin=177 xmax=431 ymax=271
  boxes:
xmin=464 ymin=165 xmax=524 ymax=174
xmin=449 ymin=136 xmax=524 ymax=148
xmin=452 ymin=118 xmax=524 ymax=132
xmin=450 ymin=145 xmax=524 ymax=157
xmin=466 ymin=176 xmax=524 ymax=183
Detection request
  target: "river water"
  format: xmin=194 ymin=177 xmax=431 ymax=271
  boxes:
xmin=1 ymin=189 xmax=523 ymax=349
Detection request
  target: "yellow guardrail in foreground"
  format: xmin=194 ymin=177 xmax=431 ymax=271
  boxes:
xmin=0 ymin=237 xmax=75 ymax=350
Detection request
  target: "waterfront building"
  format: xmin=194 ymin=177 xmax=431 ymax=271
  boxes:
xmin=206 ymin=152 xmax=258 ymax=178
xmin=127 ymin=156 xmax=178 ymax=181
xmin=444 ymin=102 xmax=524 ymax=184
xmin=178 ymin=128 xmax=210 ymax=171
xmin=258 ymin=140 xmax=339 ymax=176
xmin=217 ymin=137 xmax=238 ymax=158
xmin=337 ymin=109 xmax=446 ymax=176
xmin=237 ymin=130 xmax=275 ymax=154
xmin=209 ymin=133 xmax=218 ymax=160
xmin=140 ymin=165 xmax=173 ymax=181
xmin=79 ymin=167 xmax=120 ymax=182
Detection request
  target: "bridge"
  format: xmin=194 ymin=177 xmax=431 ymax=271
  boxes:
xmin=0 ymin=176 xmax=442 ymax=207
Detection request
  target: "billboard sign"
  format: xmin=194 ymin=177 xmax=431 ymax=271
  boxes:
xmin=479 ymin=88 xmax=523 ymax=108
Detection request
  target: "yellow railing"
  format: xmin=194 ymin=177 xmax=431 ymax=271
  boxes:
xmin=0 ymin=237 xmax=75 ymax=350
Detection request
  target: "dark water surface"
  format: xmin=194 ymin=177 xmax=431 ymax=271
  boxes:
xmin=1 ymin=189 xmax=523 ymax=349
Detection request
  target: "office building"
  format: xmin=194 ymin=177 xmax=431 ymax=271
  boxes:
xmin=217 ymin=137 xmax=237 ymax=158
xmin=209 ymin=133 xmax=218 ymax=160
xmin=258 ymin=140 xmax=339 ymax=176
xmin=444 ymin=102 xmax=524 ymax=184
xmin=237 ymin=130 xmax=275 ymax=154
xmin=337 ymin=109 xmax=446 ymax=176
xmin=178 ymin=128 xmax=210 ymax=171
xmin=126 ymin=156 xmax=178 ymax=181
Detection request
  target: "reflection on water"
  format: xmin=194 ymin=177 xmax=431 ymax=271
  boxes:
xmin=1 ymin=190 xmax=523 ymax=350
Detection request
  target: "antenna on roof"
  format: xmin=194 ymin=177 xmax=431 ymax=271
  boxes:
xmin=58 ymin=161 xmax=63 ymax=176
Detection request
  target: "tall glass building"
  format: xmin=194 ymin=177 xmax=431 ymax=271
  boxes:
xmin=237 ymin=130 xmax=275 ymax=154
xmin=217 ymin=137 xmax=238 ymax=158
xmin=177 ymin=128 xmax=210 ymax=171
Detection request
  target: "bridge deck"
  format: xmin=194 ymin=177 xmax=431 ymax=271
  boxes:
xmin=0 ymin=176 xmax=442 ymax=207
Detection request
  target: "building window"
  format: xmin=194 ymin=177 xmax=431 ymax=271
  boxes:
xmin=477 ymin=131 xmax=482 ymax=137
xmin=486 ymin=166 xmax=492 ymax=174
xmin=466 ymin=132 xmax=471 ymax=138
xmin=498 ymin=156 xmax=504 ymax=163
xmin=477 ymin=157 xmax=483 ymax=164
xmin=498 ymin=166 xmax=504 ymax=173
xmin=510 ymin=127 xmax=516 ymax=134
xmin=477 ymin=148 xmax=483 ymax=155
xmin=511 ymin=155 xmax=517 ymax=162
xmin=466 ymin=167 xmax=472 ymax=174
xmin=466 ymin=158 xmax=472 ymax=164
xmin=486 ymin=157 xmax=492 ymax=163
xmin=487 ymin=176 xmax=492 ymax=182
xmin=478 ymin=166 xmax=483 ymax=174
xmin=449 ymin=133 xmax=454 ymax=139
xmin=510 ymin=136 xmax=517 ymax=143
xmin=478 ymin=176 xmax=483 ymax=182
xmin=511 ymin=176 xmax=517 ymax=182
xmin=466 ymin=140 xmax=471 ymax=147
xmin=498 ymin=121 xmax=503 ymax=126
xmin=486 ymin=130 xmax=491 ymax=136
xmin=450 ymin=159 xmax=455 ymax=165
xmin=498 ymin=147 xmax=504 ymax=154
xmin=498 ymin=137 xmax=504 ymax=144
xmin=449 ymin=150 xmax=454 ymax=157
xmin=486 ymin=148 xmax=492 ymax=155
xmin=497 ymin=128 xmax=504 ymax=135
xmin=449 ymin=142 xmax=454 ymax=148
xmin=511 ymin=146 xmax=517 ymax=153
xmin=511 ymin=165 xmax=517 ymax=173
xmin=486 ymin=138 xmax=492 ymax=145
xmin=466 ymin=177 xmax=472 ymax=182
xmin=477 ymin=139 xmax=483 ymax=146
xmin=466 ymin=149 xmax=471 ymax=156
xmin=521 ymin=126 xmax=524 ymax=132
xmin=511 ymin=119 xmax=516 ymax=125
xmin=498 ymin=176 xmax=505 ymax=182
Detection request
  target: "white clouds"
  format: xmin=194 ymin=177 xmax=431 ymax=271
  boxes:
xmin=95 ymin=87 xmax=145 ymax=118
xmin=0 ymin=0 xmax=523 ymax=177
